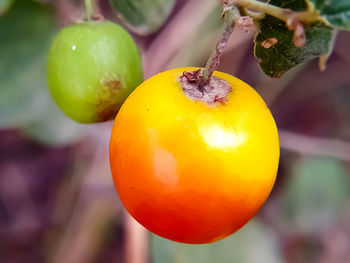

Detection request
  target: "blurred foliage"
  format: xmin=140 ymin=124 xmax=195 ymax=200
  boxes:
xmin=152 ymin=220 xmax=283 ymax=263
xmin=0 ymin=0 xmax=13 ymax=15
xmin=165 ymin=3 xmax=222 ymax=69
xmin=0 ymin=0 xmax=54 ymax=127
xmin=109 ymin=0 xmax=175 ymax=35
xmin=282 ymin=157 xmax=350 ymax=234
xmin=306 ymin=0 xmax=350 ymax=30
xmin=21 ymin=96 xmax=88 ymax=146
xmin=0 ymin=0 xmax=87 ymax=146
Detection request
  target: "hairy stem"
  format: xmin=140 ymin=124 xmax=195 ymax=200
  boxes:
xmin=84 ymin=0 xmax=93 ymax=21
xmin=200 ymin=3 xmax=240 ymax=87
xmin=233 ymin=0 xmax=326 ymax=24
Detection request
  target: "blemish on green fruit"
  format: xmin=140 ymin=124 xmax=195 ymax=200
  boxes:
xmin=96 ymin=79 xmax=122 ymax=122
xmin=106 ymin=79 xmax=122 ymax=93
xmin=47 ymin=20 xmax=143 ymax=123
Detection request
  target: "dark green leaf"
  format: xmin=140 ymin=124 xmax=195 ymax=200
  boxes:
xmin=306 ymin=0 xmax=350 ymax=30
xmin=282 ymin=157 xmax=350 ymax=234
xmin=109 ymin=0 xmax=175 ymax=35
xmin=254 ymin=0 xmax=335 ymax=78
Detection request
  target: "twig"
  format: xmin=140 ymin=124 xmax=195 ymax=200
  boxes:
xmin=124 ymin=213 xmax=148 ymax=263
xmin=46 ymin=140 xmax=119 ymax=263
xmin=200 ymin=3 xmax=239 ymax=86
xmin=233 ymin=0 xmax=326 ymax=25
xmin=0 ymin=164 xmax=41 ymax=235
xmin=232 ymin=0 xmax=328 ymax=47
xmin=84 ymin=0 xmax=93 ymax=21
xmin=279 ymin=129 xmax=350 ymax=162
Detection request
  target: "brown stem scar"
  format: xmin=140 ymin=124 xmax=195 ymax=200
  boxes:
xmin=179 ymin=71 xmax=232 ymax=104
xmin=177 ymin=2 xmax=236 ymax=102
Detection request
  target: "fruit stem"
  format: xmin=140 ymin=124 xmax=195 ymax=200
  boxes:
xmin=232 ymin=0 xmax=328 ymax=47
xmin=233 ymin=0 xmax=326 ymax=25
xmin=84 ymin=0 xmax=94 ymax=21
xmin=200 ymin=2 xmax=239 ymax=87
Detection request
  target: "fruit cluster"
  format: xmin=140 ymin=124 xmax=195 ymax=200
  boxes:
xmin=47 ymin=14 xmax=279 ymax=244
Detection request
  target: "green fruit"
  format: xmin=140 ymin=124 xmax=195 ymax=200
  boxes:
xmin=47 ymin=20 xmax=143 ymax=123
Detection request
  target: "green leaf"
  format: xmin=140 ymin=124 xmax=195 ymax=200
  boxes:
xmin=306 ymin=0 xmax=350 ymax=30
xmin=109 ymin=0 xmax=175 ymax=35
xmin=152 ymin=220 xmax=283 ymax=263
xmin=282 ymin=157 xmax=350 ymax=234
xmin=254 ymin=0 xmax=335 ymax=78
xmin=0 ymin=0 xmax=56 ymax=128
xmin=0 ymin=0 xmax=13 ymax=15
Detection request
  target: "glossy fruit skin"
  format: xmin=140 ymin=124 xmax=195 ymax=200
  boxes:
xmin=47 ymin=20 xmax=143 ymax=123
xmin=110 ymin=67 xmax=279 ymax=244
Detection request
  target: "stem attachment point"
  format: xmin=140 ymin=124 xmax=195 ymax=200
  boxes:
xmin=178 ymin=2 xmax=240 ymax=104
xmin=84 ymin=0 xmax=94 ymax=21
xmin=179 ymin=70 xmax=232 ymax=104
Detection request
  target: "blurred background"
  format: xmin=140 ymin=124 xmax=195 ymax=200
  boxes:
xmin=1 ymin=0 xmax=350 ymax=262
